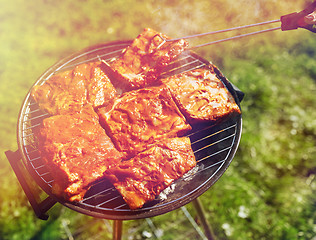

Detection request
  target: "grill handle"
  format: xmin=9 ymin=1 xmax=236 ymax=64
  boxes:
xmin=231 ymin=83 xmax=244 ymax=103
xmin=5 ymin=150 xmax=57 ymax=220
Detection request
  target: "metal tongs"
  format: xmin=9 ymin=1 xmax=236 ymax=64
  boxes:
xmin=156 ymin=1 xmax=316 ymax=49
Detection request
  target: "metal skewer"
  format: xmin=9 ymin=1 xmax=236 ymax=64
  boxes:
xmin=189 ymin=26 xmax=281 ymax=49
xmin=156 ymin=19 xmax=281 ymax=49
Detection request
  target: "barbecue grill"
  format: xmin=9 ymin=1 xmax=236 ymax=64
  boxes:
xmin=5 ymin=41 xmax=243 ymax=240
xmin=5 ymin=1 xmax=315 ymax=239
xmin=6 ymin=40 xmax=243 ymax=219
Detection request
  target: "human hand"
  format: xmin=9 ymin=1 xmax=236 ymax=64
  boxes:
xmin=304 ymin=11 xmax=316 ymax=24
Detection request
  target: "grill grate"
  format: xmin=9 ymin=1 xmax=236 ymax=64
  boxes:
xmin=17 ymin=41 xmax=242 ymax=219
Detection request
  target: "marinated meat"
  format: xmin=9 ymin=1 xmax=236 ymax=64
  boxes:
xmin=31 ymin=62 xmax=117 ymax=115
xmin=161 ymin=65 xmax=241 ymax=124
xmin=103 ymin=28 xmax=188 ymax=91
xmin=104 ymin=137 xmax=196 ymax=209
xmin=31 ymin=67 xmax=86 ymax=115
xmin=98 ymin=85 xmax=191 ymax=157
xmin=37 ymin=104 xmax=124 ymax=201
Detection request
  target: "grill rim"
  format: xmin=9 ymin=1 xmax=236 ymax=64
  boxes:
xmin=16 ymin=40 xmax=242 ymax=220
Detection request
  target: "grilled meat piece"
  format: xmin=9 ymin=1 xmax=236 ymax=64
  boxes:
xmin=104 ymin=28 xmax=188 ymax=91
xmin=161 ymin=65 xmax=241 ymax=124
xmin=31 ymin=62 xmax=117 ymax=115
xmin=104 ymin=137 xmax=196 ymax=209
xmin=98 ymin=85 xmax=191 ymax=157
xmin=37 ymin=104 xmax=124 ymax=201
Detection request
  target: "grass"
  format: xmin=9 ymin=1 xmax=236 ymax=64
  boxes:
xmin=0 ymin=0 xmax=315 ymax=239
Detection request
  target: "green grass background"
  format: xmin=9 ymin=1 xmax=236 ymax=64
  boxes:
xmin=0 ymin=0 xmax=315 ymax=239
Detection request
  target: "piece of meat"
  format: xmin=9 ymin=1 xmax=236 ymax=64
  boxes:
xmin=98 ymin=85 xmax=191 ymax=157
xmin=103 ymin=28 xmax=188 ymax=91
xmin=103 ymin=137 xmax=196 ymax=209
xmin=161 ymin=65 xmax=241 ymax=124
xmin=37 ymin=104 xmax=124 ymax=201
xmin=31 ymin=62 xmax=117 ymax=115
xmin=31 ymin=68 xmax=86 ymax=115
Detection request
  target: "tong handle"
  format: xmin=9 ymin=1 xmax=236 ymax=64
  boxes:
xmin=281 ymin=1 xmax=316 ymax=32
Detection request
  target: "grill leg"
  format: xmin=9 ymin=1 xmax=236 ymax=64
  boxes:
xmin=192 ymin=198 xmax=216 ymax=240
xmin=113 ymin=220 xmax=123 ymax=240
xmin=5 ymin=150 xmax=57 ymax=220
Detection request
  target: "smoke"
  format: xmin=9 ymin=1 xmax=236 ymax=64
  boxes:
xmin=146 ymin=0 xmax=307 ymax=62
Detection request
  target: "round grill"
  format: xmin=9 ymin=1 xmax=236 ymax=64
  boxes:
xmin=17 ymin=41 xmax=242 ymax=220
